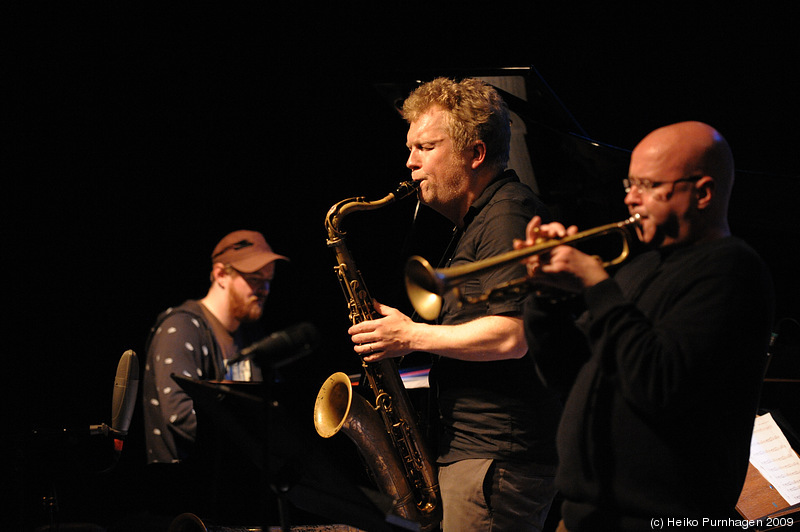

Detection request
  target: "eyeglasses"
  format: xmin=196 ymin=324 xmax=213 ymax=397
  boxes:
xmin=229 ymin=267 xmax=272 ymax=290
xmin=623 ymin=175 xmax=704 ymax=196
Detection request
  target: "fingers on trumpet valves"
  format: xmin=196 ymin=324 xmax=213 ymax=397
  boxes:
xmin=523 ymin=251 xmax=550 ymax=276
xmin=531 ymin=230 xmax=550 ymax=247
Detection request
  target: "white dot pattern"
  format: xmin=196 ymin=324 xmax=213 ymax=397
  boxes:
xmin=143 ymin=304 xmax=218 ymax=464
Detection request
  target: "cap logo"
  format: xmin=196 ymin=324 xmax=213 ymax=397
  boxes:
xmin=212 ymin=239 xmax=254 ymax=260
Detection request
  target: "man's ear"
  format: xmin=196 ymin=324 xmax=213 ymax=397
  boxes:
xmin=211 ymin=262 xmax=230 ymax=286
xmin=695 ymin=176 xmax=715 ymax=210
xmin=469 ymin=140 xmax=487 ymax=170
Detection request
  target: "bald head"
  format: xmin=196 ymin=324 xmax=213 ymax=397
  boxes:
xmin=627 ymin=122 xmax=734 ymax=246
xmin=633 ymin=121 xmax=734 ymax=201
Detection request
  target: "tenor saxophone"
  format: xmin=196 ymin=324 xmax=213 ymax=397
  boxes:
xmin=313 ymin=180 xmax=442 ymax=531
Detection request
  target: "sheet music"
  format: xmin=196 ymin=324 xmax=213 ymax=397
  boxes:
xmin=749 ymin=413 xmax=800 ymax=505
xmin=348 ymin=366 xmax=430 ymax=389
xmin=400 ymin=366 xmax=431 ymax=389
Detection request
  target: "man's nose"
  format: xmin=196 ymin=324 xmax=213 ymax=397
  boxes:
xmin=406 ymin=149 xmax=419 ymax=170
xmin=624 ymin=187 xmax=641 ymax=207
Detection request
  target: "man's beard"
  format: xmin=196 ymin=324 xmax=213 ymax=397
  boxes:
xmin=229 ymin=288 xmax=264 ymax=323
xmin=419 ymin=161 xmax=471 ymax=221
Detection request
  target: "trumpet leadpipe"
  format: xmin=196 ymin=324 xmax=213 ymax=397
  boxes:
xmin=405 ymin=214 xmax=640 ymax=320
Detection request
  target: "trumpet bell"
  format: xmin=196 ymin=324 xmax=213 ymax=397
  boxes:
xmin=405 ymin=256 xmax=444 ymax=321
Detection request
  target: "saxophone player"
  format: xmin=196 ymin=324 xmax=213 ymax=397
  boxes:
xmin=348 ymin=77 xmax=561 ymax=532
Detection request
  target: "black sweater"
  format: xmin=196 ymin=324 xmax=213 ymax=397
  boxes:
xmin=525 ymin=236 xmax=774 ymax=531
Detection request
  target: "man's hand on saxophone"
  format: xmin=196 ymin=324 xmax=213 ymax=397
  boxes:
xmin=348 ymin=300 xmax=417 ymax=362
xmin=348 ymin=300 xmax=528 ymax=363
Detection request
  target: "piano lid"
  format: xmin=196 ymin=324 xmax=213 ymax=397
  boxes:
xmin=372 ymin=66 xmax=633 ymax=230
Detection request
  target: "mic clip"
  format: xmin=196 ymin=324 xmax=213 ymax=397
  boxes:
xmin=89 ymin=423 xmax=128 ymax=454
xmin=89 ymin=423 xmax=128 ymax=439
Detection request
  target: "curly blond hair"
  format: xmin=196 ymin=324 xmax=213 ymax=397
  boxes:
xmin=401 ymin=77 xmax=511 ymax=171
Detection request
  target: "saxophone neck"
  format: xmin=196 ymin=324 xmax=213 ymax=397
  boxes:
xmin=326 ymin=181 xmax=420 ymax=237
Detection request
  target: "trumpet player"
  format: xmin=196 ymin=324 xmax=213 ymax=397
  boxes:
xmin=519 ymin=121 xmax=774 ymax=532
xmin=348 ymin=77 xmax=561 ymax=531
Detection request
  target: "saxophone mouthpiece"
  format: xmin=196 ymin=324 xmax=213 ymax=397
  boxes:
xmin=394 ymin=180 xmax=421 ymax=199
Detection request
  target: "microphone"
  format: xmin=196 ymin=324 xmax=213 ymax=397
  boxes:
xmin=89 ymin=349 xmax=139 ymax=457
xmin=110 ymin=350 xmax=139 ymax=450
xmin=229 ymin=322 xmax=319 ymax=369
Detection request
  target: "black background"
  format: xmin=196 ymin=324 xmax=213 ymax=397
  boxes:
xmin=5 ymin=3 xmax=799 ymax=530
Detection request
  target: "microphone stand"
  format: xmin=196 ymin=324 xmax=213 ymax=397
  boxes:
xmin=19 ymin=349 xmax=138 ymax=530
xmin=19 ymin=419 xmax=128 ymax=530
xmin=255 ymin=343 xmax=315 ymax=532
xmin=263 ymin=360 xmax=290 ymax=532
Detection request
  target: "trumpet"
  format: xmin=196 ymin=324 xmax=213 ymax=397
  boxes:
xmin=405 ymin=214 xmax=640 ymax=320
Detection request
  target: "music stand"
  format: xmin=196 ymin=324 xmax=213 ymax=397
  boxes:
xmin=173 ymin=375 xmax=418 ymax=531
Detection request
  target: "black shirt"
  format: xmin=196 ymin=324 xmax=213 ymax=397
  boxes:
xmin=431 ymin=170 xmax=561 ymax=465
